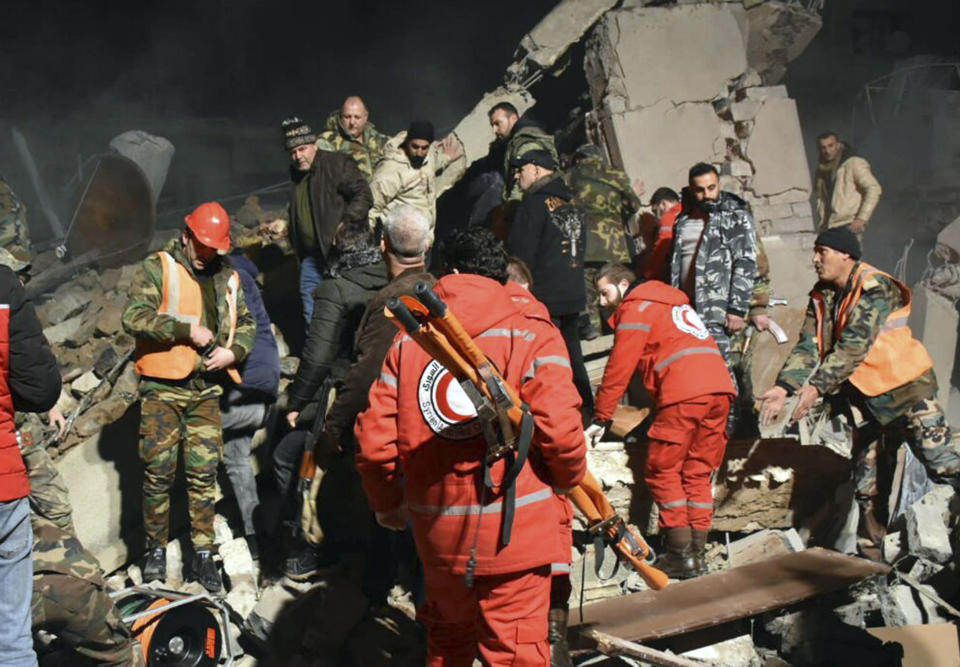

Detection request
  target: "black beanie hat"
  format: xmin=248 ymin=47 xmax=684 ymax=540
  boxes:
xmin=281 ymin=116 xmax=317 ymax=151
xmin=406 ymin=120 xmax=435 ymax=143
xmin=814 ymin=227 xmax=862 ymax=260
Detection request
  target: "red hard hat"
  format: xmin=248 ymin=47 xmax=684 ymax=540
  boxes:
xmin=184 ymin=202 xmax=231 ymax=253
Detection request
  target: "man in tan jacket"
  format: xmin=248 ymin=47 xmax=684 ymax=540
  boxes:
xmin=368 ymin=121 xmax=463 ymax=234
xmin=814 ymin=132 xmax=882 ymax=238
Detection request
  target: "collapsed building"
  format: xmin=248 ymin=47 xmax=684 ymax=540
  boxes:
xmin=9 ymin=0 xmax=960 ymax=665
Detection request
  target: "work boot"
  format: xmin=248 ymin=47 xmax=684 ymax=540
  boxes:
xmin=690 ymin=529 xmax=709 ymax=577
xmin=548 ymin=608 xmax=574 ymax=667
xmin=192 ymin=550 xmax=222 ymax=593
xmin=142 ymin=544 xmax=166 ymax=582
xmin=655 ymin=527 xmax=697 ymax=580
xmin=578 ymin=314 xmax=600 ymax=341
xmin=283 ymin=544 xmax=339 ymax=581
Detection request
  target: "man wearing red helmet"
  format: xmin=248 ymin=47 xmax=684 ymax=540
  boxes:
xmin=122 ymin=202 xmax=256 ymax=593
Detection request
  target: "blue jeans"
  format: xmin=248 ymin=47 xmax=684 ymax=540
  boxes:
xmin=221 ymin=389 xmax=268 ymax=537
xmin=0 ymin=497 xmax=37 ymax=667
xmin=299 ymin=255 xmax=326 ymax=326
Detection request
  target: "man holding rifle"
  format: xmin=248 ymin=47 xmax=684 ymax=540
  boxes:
xmin=355 ymin=227 xmax=586 ymax=666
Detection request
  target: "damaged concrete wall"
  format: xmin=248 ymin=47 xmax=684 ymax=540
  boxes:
xmin=585 ymin=0 xmax=821 ymax=305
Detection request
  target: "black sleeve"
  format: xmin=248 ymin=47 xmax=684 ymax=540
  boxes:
xmin=287 ymin=284 xmax=348 ymax=411
xmin=338 ymin=156 xmax=373 ymax=224
xmin=6 ymin=269 xmax=61 ymax=412
xmin=506 ymin=200 xmax=541 ymax=270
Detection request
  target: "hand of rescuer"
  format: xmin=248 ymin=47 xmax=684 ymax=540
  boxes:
xmin=47 ymin=406 xmax=67 ymax=441
xmin=203 ymin=347 xmax=236 ymax=371
xmin=375 ymin=506 xmax=409 ymax=532
xmin=790 ymin=384 xmax=820 ymax=423
xmin=750 ymin=313 xmax=771 ymax=331
xmin=189 ymin=323 xmax=215 ymax=349
xmin=725 ymin=313 xmax=746 ymax=333
xmin=759 ymin=386 xmax=788 ymax=426
xmin=584 ymin=421 xmax=607 ymax=448
xmin=286 ymin=411 xmax=299 ymax=430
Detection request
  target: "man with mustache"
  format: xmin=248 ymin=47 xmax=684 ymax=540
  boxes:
xmin=759 ymin=228 xmax=960 ymax=561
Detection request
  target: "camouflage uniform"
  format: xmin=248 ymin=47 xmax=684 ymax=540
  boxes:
xmin=776 ymin=263 xmax=959 ymax=553
xmin=502 ymin=120 xmax=558 ymax=202
xmin=316 ymin=111 xmax=390 ymax=180
xmin=0 ymin=175 xmax=32 ymax=264
xmin=670 ymin=191 xmax=758 ymax=376
xmin=728 ymin=237 xmax=772 ymax=429
xmin=20 ymin=418 xmax=137 ymax=666
xmin=566 ymin=154 xmax=641 ymax=328
xmin=122 ymin=239 xmax=255 ymax=550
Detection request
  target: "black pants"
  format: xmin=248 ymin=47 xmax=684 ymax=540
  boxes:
xmin=553 ymin=313 xmax=594 ymax=417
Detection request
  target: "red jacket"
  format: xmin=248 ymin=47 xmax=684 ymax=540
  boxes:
xmin=594 ymin=280 xmax=734 ymax=422
xmin=642 ymin=203 xmax=681 ymax=281
xmin=504 ymin=281 xmax=551 ymax=320
xmin=355 ymin=274 xmax=586 ymax=575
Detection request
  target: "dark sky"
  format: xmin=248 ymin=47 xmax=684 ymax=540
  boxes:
xmin=1 ymin=0 xmax=561 ymax=132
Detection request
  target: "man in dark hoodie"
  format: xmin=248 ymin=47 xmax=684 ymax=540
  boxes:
xmin=506 ymin=149 xmax=593 ymax=416
xmin=588 ymin=263 xmax=735 ymax=580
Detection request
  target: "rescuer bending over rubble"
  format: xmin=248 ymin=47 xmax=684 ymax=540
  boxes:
xmin=122 ymin=202 xmax=255 ymax=592
xmin=587 ymin=263 xmax=735 ymax=579
xmin=760 ymin=228 xmax=960 ymax=561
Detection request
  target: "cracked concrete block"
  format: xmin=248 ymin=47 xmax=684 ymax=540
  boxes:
xmin=908 ymin=286 xmax=957 ymax=410
xmin=906 ymin=501 xmax=952 ymax=562
xmin=221 ymin=537 xmax=256 ymax=582
xmin=754 ymin=203 xmax=795 ymax=221
xmin=908 ymin=557 xmax=945 ymax=583
xmin=880 ymin=584 xmax=948 ymax=626
xmin=791 ymin=201 xmax=813 ymax=217
xmin=744 ymin=2 xmax=822 ymax=83
xmin=43 ymin=289 xmax=88 ymax=326
xmin=226 ymin=581 xmax=258 ymax=620
xmin=757 ymin=234 xmax=817 ymax=304
xmin=883 ymin=531 xmax=906 ymax=563
xmin=609 ymin=100 xmax=725 ymax=195
xmin=731 ymin=98 xmax=764 ymax=121
xmin=600 ymin=4 xmax=747 ymax=110
xmin=728 ymin=159 xmax=753 ymax=177
xmin=109 ymin=130 xmax=175 ymax=205
xmin=745 ymin=85 xmax=788 ymax=100
xmin=745 ymin=97 xmax=811 ymax=196
xmin=682 ymin=634 xmax=762 ymax=667
xmin=772 ymin=216 xmax=816 ymax=235
xmin=44 ymin=314 xmax=86 ymax=347
xmin=767 ymin=189 xmax=810 ymax=205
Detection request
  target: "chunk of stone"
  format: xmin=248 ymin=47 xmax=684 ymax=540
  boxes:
xmin=70 ymin=371 xmax=100 ymax=397
xmin=906 ymin=502 xmax=953 ymax=563
xmin=44 ymin=315 xmax=86 ymax=347
xmin=745 ymin=96 xmax=811 ymax=196
xmin=879 ymin=583 xmax=948 ymax=626
xmin=55 ymin=387 xmax=78 ymax=416
xmin=246 ymin=585 xmax=297 ymax=642
xmin=214 ymin=514 xmax=234 ymax=545
xmin=93 ymin=344 xmax=120 ymax=378
xmin=226 ymin=581 xmax=258 ymax=620
xmin=730 ymin=98 xmax=763 ymax=121
xmin=220 ymin=537 xmax=257 ymax=584
xmin=95 ymin=304 xmax=124 ymax=337
xmin=908 ymin=557 xmax=945 ymax=583
xmin=44 ymin=289 xmax=88 ymax=326
xmin=744 ymin=85 xmax=788 ymax=100
xmin=127 ymin=564 xmax=143 ymax=586
xmin=682 ymin=633 xmax=762 ymax=667
xmin=883 ymin=531 xmax=905 ymax=563
xmin=166 ymin=540 xmax=184 ymax=584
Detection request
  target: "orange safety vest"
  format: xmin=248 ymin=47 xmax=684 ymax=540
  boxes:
xmin=134 ymin=251 xmax=242 ymax=384
xmin=811 ymin=262 xmax=932 ymax=397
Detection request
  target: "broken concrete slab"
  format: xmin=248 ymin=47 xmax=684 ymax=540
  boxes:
xmin=908 ymin=285 xmax=958 ymax=410
xmin=246 ymin=584 xmax=297 ymax=643
xmin=906 ymin=501 xmax=953 ymax=563
xmin=69 ymin=370 xmax=100 ymax=397
xmin=571 ymin=548 xmax=889 ymax=642
xmin=681 ymin=633 xmax=762 ymax=667
xmin=744 ymin=1 xmax=822 ymax=83
xmin=514 ymin=0 xmax=618 ymax=71
xmin=43 ymin=314 xmax=87 ymax=347
xmin=109 ymin=130 xmax=175 ymax=206
xmin=879 ymin=583 xmax=949 ymax=626
xmin=744 ymin=85 xmax=788 ymax=100
xmin=745 ymin=97 xmax=811 ymax=196
xmin=727 ymin=528 xmax=803 ymax=567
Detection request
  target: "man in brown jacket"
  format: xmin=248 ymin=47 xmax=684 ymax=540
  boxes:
xmin=814 ymin=132 xmax=882 ymax=239
xmin=282 ymin=116 xmax=373 ymax=324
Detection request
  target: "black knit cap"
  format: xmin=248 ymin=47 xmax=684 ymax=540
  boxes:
xmin=406 ymin=120 xmax=435 ymax=143
xmin=510 ymin=149 xmax=556 ymax=170
xmin=281 ymin=116 xmax=317 ymax=151
xmin=814 ymin=227 xmax=862 ymax=259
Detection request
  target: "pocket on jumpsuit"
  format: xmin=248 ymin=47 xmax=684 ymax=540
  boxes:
xmin=512 ymin=616 xmax=549 ymax=666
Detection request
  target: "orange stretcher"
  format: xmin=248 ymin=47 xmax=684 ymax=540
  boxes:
xmin=386 ymin=282 xmax=668 ymax=591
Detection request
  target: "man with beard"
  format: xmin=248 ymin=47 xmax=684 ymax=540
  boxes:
xmin=488 ymin=102 xmax=558 ymax=202
xmin=317 ymin=96 xmax=391 ymax=179
xmin=814 ymin=132 xmax=882 ymax=239
xmin=759 ymin=228 xmax=960 ymax=561
xmin=283 ymin=116 xmax=372 ymax=324
xmin=368 ymin=121 xmax=464 ymax=232
xmin=669 ymin=163 xmax=757 ymax=383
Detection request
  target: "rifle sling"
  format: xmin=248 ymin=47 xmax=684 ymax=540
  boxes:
xmin=491 ymin=405 xmax=534 ymax=548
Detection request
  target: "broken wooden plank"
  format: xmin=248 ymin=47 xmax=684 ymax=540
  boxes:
xmin=610 ymin=405 xmax=650 ymax=438
xmin=587 ymin=631 xmax=702 ymax=667
xmin=572 ymin=547 xmax=889 ymax=642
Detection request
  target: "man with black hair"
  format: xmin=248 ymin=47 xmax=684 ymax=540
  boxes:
xmin=488 ymin=102 xmax=558 ymax=201
xmin=642 ymin=187 xmax=682 ymax=280
xmin=760 ymin=228 xmax=959 ymax=560
xmin=814 ymin=132 xmax=882 ymax=238
xmin=669 ymin=163 xmax=757 ymax=380
xmin=588 ymin=263 xmax=734 ymax=579
xmin=356 ymin=225 xmax=585 ymax=665
xmin=368 ymin=121 xmax=464 ymax=230
xmin=507 ymin=149 xmax=593 ymax=417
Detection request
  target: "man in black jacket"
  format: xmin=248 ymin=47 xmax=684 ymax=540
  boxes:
xmin=506 ymin=150 xmax=593 ymax=415
xmin=0 ymin=265 xmax=61 ymax=665
xmin=282 ymin=116 xmax=373 ymax=325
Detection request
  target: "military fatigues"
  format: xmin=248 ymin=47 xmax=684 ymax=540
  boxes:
xmin=566 ymin=156 xmax=641 ymax=329
xmin=316 ymin=111 xmax=390 ymax=180
xmin=0 ymin=175 xmax=32 ymax=262
xmin=20 ymin=418 xmax=137 ymax=666
xmin=122 ymin=240 xmax=255 ymax=550
xmin=776 ymin=264 xmax=960 ymax=554
xmin=503 ymin=121 xmax=558 ymax=202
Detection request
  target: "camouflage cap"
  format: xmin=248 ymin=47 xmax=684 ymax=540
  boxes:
xmin=574 ymin=143 xmax=605 ymax=162
xmin=0 ymin=247 xmax=29 ymax=272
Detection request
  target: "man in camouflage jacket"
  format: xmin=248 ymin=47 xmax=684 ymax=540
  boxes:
xmin=669 ymin=164 xmax=757 ymax=374
xmin=122 ymin=222 xmax=255 ymax=591
xmin=488 ymin=102 xmax=558 ymax=202
xmin=760 ymin=228 xmax=960 ymax=560
xmin=316 ymin=96 xmax=390 ymax=179
xmin=566 ymin=144 xmax=642 ymax=330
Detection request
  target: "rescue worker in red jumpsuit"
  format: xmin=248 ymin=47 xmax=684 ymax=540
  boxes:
xmin=356 ymin=229 xmax=586 ymax=666
xmin=586 ymin=262 xmax=734 ymax=579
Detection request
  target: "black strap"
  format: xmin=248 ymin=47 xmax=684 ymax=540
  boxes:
xmin=497 ymin=406 xmax=534 ymax=548
xmin=593 ymin=521 xmax=628 ymax=581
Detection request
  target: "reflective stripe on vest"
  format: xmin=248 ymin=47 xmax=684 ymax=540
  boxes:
xmin=407 ymin=486 xmax=553 ymax=517
xmin=653 ymin=346 xmax=724 ymax=373
xmin=811 ymin=262 xmax=933 ymax=397
xmin=134 ymin=251 xmax=242 ymax=383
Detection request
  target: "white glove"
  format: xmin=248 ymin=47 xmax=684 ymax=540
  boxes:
xmin=584 ymin=423 xmax=606 ymax=448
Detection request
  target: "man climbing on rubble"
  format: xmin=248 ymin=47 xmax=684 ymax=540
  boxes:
xmin=355 ymin=227 xmax=586 ymax=665
xmin=122 ymin=201 xmax=256 ymax=593
xmin=488 ymin=102 xmax=558 ymax=202
xmin=587 ymin=263 xmax=734 ymax=579
xmin=282 ymin=116 xmax=372 ymax=324
xmin=317 ymin=95 xmax=391 ymax=179
xmin=814 ymin=132 xmax=882 ymax=240
xmin=759 ymin=228 xmax=960 ymax=561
